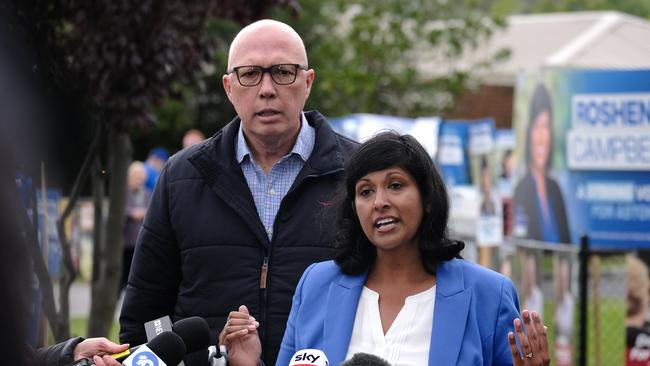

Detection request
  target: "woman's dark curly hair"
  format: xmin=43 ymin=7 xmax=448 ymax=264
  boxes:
xmin=334 ymin=131 xmax=464 ymax=276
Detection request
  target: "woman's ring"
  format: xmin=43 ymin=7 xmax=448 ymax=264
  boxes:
xmin=525 ymin=352 xmax=533 ymax=358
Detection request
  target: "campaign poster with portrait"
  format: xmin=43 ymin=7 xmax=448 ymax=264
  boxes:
xmin=513 ymin=68 xmax=650 ymax=366
xmin=437 ymin=121 xmax=471 ymax=186
xmin=467 ymin=119 xmax=503 ymax=248
xmin=495 ymin=129 xmax=515 ymax=236
xmin=495 ymin=129 xmax=515 ymax=199
xmin=512 ymin=68 xmax=650 ymax=249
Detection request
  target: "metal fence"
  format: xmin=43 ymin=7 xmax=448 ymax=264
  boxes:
xmin=460 ymin=236 xmax=629 ymax=366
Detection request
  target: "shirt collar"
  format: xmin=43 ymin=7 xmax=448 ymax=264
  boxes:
xmin=236 ymin=112 xmax=315 ymax=163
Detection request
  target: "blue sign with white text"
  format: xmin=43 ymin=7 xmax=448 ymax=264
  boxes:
xmin=513 ymin=68 xmax=650 ymax=248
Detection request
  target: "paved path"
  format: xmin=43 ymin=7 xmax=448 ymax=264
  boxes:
xmin=54 ymin=281 xmax=123 ymax=320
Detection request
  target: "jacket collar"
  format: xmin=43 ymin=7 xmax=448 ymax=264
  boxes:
xmin=323 ymin=271 xmax=366 ymax=365
xmin=186 ymin=111 xmax=347 ymax=249
xmin=428 ymin=259 xmax=471 ymax=366
xmin=190 ymin=110 xmax=346 ymax=179
xmin=322 ymin=259 xmax=471 ymax=366
xmin=235 ymin=112 xmax=315 ymax=164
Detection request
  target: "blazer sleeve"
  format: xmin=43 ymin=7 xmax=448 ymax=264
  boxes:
xmin=275 ymin=263 xmax=318 ymax=366
xmin=119 ymin=163 xmax=182 ymax=345
xmin=492 ymin=277 xmax=521 ymax=365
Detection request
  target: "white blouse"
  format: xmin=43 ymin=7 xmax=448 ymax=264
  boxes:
xmin=344 ymin=285 xmax=436 ymax=365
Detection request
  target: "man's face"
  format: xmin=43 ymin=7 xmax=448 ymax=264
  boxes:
xmin=223 ymin=26 xmax=314 ymax=144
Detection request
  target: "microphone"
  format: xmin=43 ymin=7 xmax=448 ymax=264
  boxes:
xmin=340 ymin=353 xmax=391 ymax=366
xmin=289 ymin=349 xmax=329 ymax=366
xmin=111 ymin=316 xmax=210 ymax=363
xmin=171 ymin=316 xmax=211 ymax=354
xmin=122 ymin=331 xmax=186 ymax=366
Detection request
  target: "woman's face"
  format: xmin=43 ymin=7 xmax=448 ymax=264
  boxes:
xmin=530 ymin=110 xmax=551 ymax=173
xmin=354 ymin=166 xmax=424 ymax=253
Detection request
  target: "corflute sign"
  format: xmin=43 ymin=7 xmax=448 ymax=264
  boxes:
xmin=513 ymin=68 xmax=650 ymax=248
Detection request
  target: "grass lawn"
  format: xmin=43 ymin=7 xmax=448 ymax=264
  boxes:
xmin=542 ymin=297 xmax=625 ymax=366
xmin=587 ymin=298 xmax=626 ymax=366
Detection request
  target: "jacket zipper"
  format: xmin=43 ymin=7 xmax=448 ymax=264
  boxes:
xmin=260 ymin=255 xmax=269 ymax=362
xmin=260 ymin=256 xmax=269 ymax=289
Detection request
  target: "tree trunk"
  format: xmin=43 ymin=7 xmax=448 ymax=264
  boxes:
xmin=54 ymin=121 xmax=106 ymax=342
xmin=91 ymin=155 xmax=105 ymax=286
xmin=88 ymin=129 xmax=131 ymax=337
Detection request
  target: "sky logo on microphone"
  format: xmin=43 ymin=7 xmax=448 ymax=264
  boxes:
xmin=289 ymin=349 xmax=329 ymax=366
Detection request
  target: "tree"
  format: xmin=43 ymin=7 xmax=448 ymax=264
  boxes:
xmin=269 ymin=0 xmax=508 ymax=118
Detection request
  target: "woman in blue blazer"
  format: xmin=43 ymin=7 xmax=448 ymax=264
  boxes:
xmin=222 ymin=132 xmax=549 ymax=366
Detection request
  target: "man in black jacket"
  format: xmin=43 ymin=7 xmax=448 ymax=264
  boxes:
xmin=119 ymin=19 xmax=357 ymax=365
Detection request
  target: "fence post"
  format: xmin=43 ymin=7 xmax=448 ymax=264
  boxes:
xmin=578 ymin=234 xmax=589 ymax=366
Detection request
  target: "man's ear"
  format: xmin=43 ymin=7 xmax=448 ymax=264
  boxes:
xmin=304 ymin=68 xmax=315 ymax=99
xmin=222 ymin=74 xmax=234 ymax=103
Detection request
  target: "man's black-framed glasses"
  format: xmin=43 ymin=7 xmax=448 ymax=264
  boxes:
xmin=227 ymin=64 xmax=308 ymax=87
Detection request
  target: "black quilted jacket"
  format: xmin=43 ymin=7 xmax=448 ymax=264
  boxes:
xmin=119 ymin=111 xmax=357 ymax=365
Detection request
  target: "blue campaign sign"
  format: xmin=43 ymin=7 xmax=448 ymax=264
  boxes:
xmin=437 ymin=121 xmax=470 ymax=186
xmin=328 ymin=113 xmax=441 ymax=158
xmin=467 ymin=118 xmax=496 ymax=156
xmin=36 ymin=189 xmax=62 ymax=276
xmin=328 ymin=115 xmax=359 ymax=141
xmin=513 ymin=68 xmax=650 ymax=248
xmin=328 ymin=114 xmax=413 ymax=141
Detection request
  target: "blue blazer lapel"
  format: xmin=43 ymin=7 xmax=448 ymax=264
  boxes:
xmin=429 ymin=259 xmax=472 ymax=366
xmin=323 ymin=272 xmax=366 ymax=365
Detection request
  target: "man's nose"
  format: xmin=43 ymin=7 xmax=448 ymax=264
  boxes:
xmin=258 ymin=72 xmax=277 ymax=98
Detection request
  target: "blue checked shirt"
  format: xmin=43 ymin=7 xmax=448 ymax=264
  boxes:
xmin=236 ymin=113 xmax=315 ymax=240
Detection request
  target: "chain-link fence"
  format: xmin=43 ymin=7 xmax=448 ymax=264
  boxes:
xmin=461 ymin=237 xmax=629 ymax=366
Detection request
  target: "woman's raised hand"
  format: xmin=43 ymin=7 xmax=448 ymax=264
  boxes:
xmin=508 ymin=310 xmax=551 ymax=366
xmin=218 ymin=305 xmax=261 ymax=366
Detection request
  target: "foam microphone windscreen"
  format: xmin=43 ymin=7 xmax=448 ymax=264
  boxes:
xmin=172 ymin=316 xmax=211 ymax=353
xmin=146 ymin=331 xmax=187 ymax=366
xmin=339 ymin=353 xmax=391 ymax=366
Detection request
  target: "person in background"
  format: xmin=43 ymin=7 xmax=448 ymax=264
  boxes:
xmin=143 ymin=147 xmax=169 ymax=193
xmin=499 ymin=149 xmax=514 ymax=236
xmin=626 ymin=254 xmax=650 ymax=365
xmin=121 ymin=161 xmax=151 ymax=293
xmin=222 ymin=132 xmax=549 ymax=366
xmin=182 ymin=128 xmax=206 ymax=149
xmin=119 ymin=19 xmax=357 ymax=365
xmin=479 ymin=156 xmax=499 ymax=217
